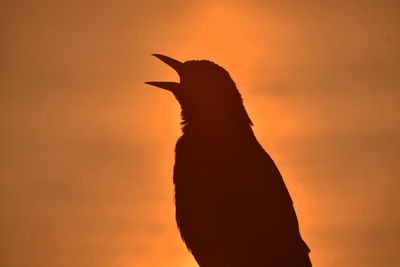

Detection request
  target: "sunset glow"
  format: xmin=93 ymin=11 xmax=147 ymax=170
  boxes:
xmin=1 ymin=1 xmax=399 ymax=267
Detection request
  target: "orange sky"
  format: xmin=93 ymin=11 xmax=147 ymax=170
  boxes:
xmin=1 ymin=1 xmax=399 ymax=266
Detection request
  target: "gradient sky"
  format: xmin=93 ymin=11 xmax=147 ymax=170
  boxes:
xmin=1 ymin=1 xmax=399 ymax=266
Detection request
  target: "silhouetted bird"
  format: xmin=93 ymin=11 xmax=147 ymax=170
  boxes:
xmin=146 ymin=54 xmax=312 ymax=267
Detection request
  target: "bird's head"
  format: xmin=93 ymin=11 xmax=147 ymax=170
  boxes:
xmin=146 ymin=54 xmax=252 ymax=128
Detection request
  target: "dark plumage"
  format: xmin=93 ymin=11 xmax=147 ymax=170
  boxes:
xmin=146 ymin=54 xmax=312 ymax=267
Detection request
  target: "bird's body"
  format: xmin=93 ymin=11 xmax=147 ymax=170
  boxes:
xmin=147 ymin=55 xmax=312 ymax=267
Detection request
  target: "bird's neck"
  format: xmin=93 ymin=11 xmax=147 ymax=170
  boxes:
xmin=181 ymin=119 xmax=255 ymax=138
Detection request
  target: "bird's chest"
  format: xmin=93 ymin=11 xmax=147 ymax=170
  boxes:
xmin=173 ymin=136 xmax=259 ymax=199
xmin=175 ymin=137 xmax=237 ymax=176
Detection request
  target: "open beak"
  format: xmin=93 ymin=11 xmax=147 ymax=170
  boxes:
xmin=145 ymin=54 xmax=183 ymax=91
